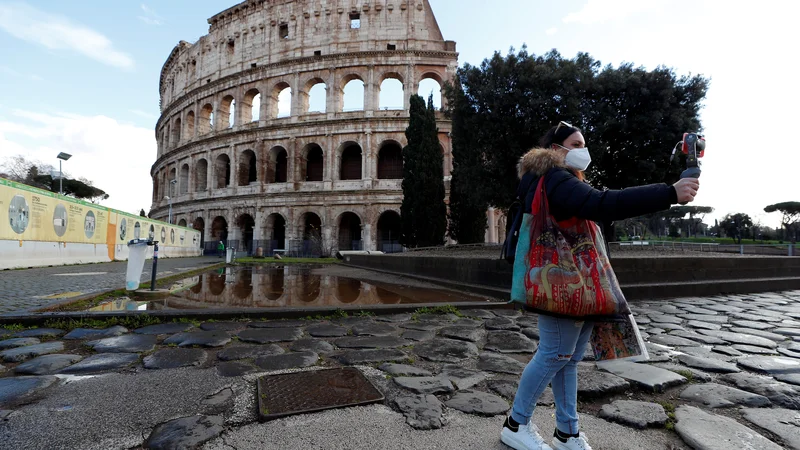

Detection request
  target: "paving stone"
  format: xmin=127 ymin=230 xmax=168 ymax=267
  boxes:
xmin=375 ymin=313 xmax=413 ymax=323
xmin=144 ymin=348 xmax=208 ymax=369
xmin=515 ymin=316 xmax=538 ymax=328
xmin=577 ymin=365 xmax=631 ymax=397
xmin=439 ymin=326 xmax=484 ymax=343
xmin=87 ymin=334 xmax=157 ymax=353
xmin=680 ymin=306 xmax=720 ymax=315
xmin=674 ymin=405 xmax=782 ymax=450
xmin=633 ymin=316 xmax=651 ymax=325
xmin=379 ymin=363 xmax=432 ymax=377
xmin=670 ymin=331 xmax=727 ymax=345
xmin=440 ymin=365 xmax=487 ymax=390
xmin=738 ymin=356 xmax=800 ymax=374
xmin=652 ymin=363 xmax=713 ymax=382
xmin=677 ymin=354 xmax=740 ymax=373
xmin=647 ymin=328 xmax=665 ymax=335
xmin=648 ymin=334 xmax=699 ymax=347
xmin=306 ymin=323 xmax=348 ymax=337
xmin=679 ymin=383 xmax=772 ymax=408
xmin=488 ymin=379 xmax=518 ymax=400
xmin=414 ymin=338 xmax=479 ymax=363
xmin=143 ymin=415 xmax=224 ymax=450
xmin=253 ymin=351 xmax=319 ymax=370
xmin=394 ymin=376 xmax=454 ymax=395
xmin=401 ymin=322 xmax=443 ymax=332
xmin=445 ymin=391 xmax=509 ymax=416
xmin=13 ymin=328 xmax=64 ymax=338
xmin=477 ymin=352 xmax=526 ymax=375
xmin=0 ymin=376 xmax=58 ymax=407
xmin=134 ymin=323 xmax=194 ymax=335
xmin=596 ymin=360 xmax=687 ymax=392
xmin=703 ymin=304 xmax=744 ymax=313
xmin=742 ymin=408 xmax=800 ymax=450
xmin=0 ymin=338 xmax=40 ymax=349
xmin=485 ymin=331 xmax=537 ymax=354
xmin=351 ymin=322 xmax=398 ymax=336
xmin=677 ymin=314 xmax=728 ymax=323
xmin=402 ymin=330 xmax=435 ymax=341
xmin=649 ymin=322 xmax=685 ymax=331
xmin=62 ymin=326 xmax=128 ymax=340
xmin=774 ymin=328 xmax=800 ymax=338
xmin=697 ymin=329 xmax=778 ymax=348
xmin=217 ymin=344 xmax=284 ymax=361
xmin=789 ymin=342 xmax=800 ymax=352
xmin=14 ymin=354 xmax=83 ymax=375
xmin=216 ymin=361 xmax=258 ymax=377
xmin=0 ymin=342 xmax=64 ymax=363
xmin=199 ymin=321 xmax=246 ymax=332
xmin=163 ymin=331 xmax=231 ymax=348
xmin=648 ymin=315 xmax=683 ymax=324
xmin=722 ymin=372 xmax=800 ymax=409
xmin=732 ymin=312 xmax=783 ymax=322
xmin=60 ymin=353 xmax=139 ymax=374
xmin=732 ymin=328 xmax=789 ymax=342
xmin=520 ymin=328 xmax=539 ymax=340
xmin=599 ymin=400 xmax=668 ymax=429
xmin=484 ymin=317 xmax=520 ymax=331
xmin=463 ymin=309 xmax=496 ymax=319
xmin=680 ymin=346 xmax=734 ymax=362
xmin=775 ymin=373 xmax=800 ymax=386
xmin=782 ymin=319 xmax=800 ymax=328
xmin=731 ymin=320 xmax=777 ymax=330
xmin=493 ymin=309 xmax=522 ymax=319
xmin=336 ymin=349 xmax=409 ymax=365
xmin=248 ymin=320 xmax=307 ymax=328
xmin=202 ymin=387 xmax=234 ymax=408
xmin=686 ymin=321 xmax=722 ymax=331
xmin=290 ymin=338 xmax=334 ymax=354
xmin=394 ymin=394 xmax=444 ymax=430
xmin=334 ymin=336 xmax=409 ymax=349
xmin=732 ymin=344 xmax=779 ymax=355
xmin=236 ymin=328 xmax=303 ymax=344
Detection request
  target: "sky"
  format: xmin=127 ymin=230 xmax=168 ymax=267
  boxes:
xmin=0 ymin=0 xmax=797 ymax=228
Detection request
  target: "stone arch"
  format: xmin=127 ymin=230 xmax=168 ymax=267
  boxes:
xmin=268 ymin=146 xmax=288 ymax=183
xmin=264 ymin=266 xmax=285 ymax=301
xmin=337 ymin=211 xmax=362 ymax=251
xmin=271 ymin=81 xmax=292 ymax=118
xmin=238 ymin=149 xmax=257 ymax=186
xmin=195 ymin=159 xmax=208 ymax=191
xmin=168 ymin=167 xmax=177 ymax=196
xmin=338 ymin=141 xmax=362 ymax=180
xmin=302 ymin=77 xmax=327 ymax=114
xmin=219 ymin=95 xmax=235 ymax=129
xmin=210 ymin=216 xmax=228 ymax=241
xmin=337 ymin=279 xmax=362 ymax=303
xmin=179 ymin=164 xmax=189 ymax=195
xmin=265 ymin=213 xmax=287 ymax=251
xmin=377 ymin=210 xmax=402 ymax=253
xmin=377 ymin=140 xmax=403 ymax=179
xmin=298 ymin=271 xmax=321 ymax=302
xmin=233 ymin=268 xmax=253 ymax=299
xmin=152 ymin=172 xmax=159 ymax=202
xmin=185 ymin=110 xmax=195 ymax=138
xmin=208 ymin=271 xmax=225 ymax=296
xmin=418 ymin=76 xmax=442 ymax=110
xmin=178 ymin=218 xmax=187 ymax=227
xmin=171 ymin=117 xmax=182 ymax=147
xmin=242 ymin=88 xmax=261 ymax=122
xmin=340 ymin=74 xmax=365 ymax=112
xmin=215 ymin=154 xmax=231 ymax=188
xmin=236 ymin=213 xmax=255 ymax=254
xmin=301 ymin=143 xmax=324 ymax=182
xmin=379 ymin=72 xmax=405 ymax=110
xmin=199 ymin=103 xmax=213 ymax=134
xmin=193 ymin=217 xmax=205 ymax=246
xmin=298 ymin=211 xmax=323 ymax=257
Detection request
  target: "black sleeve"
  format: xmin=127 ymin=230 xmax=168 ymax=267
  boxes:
xmin=544 ymin=167 xmax=675 ymax=223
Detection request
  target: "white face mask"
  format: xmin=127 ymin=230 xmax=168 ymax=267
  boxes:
xmin=558 ymin=145 xmax=592 ymax=171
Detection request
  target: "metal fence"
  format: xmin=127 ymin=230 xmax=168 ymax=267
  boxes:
xmin=610 ymin=240 xmax=799 ymax=256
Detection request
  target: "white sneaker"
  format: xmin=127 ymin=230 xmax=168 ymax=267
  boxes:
xmin=551 ymin=432 xmax=593 ymax=450
xmin=500 ymin=418 xmax=553 ymax=450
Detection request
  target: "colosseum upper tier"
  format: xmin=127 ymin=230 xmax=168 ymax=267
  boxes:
xmin=150 ymin=0 xmax=458 ymax=256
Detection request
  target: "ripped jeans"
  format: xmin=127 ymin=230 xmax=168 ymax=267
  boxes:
xmin=510 ymin=315 xmax=595 ymax=434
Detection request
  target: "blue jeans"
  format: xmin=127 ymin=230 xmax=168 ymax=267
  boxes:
xmin=511 ymin=315 xmax=595 ymax=434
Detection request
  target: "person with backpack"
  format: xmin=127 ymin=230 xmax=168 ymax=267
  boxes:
xmin=217 ymin=240 xmax=225 ymax=258
xmin=499 ymin=122 xmax=699 ymax=450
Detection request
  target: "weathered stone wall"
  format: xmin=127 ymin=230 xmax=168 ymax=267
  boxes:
xmin=150 ymin=0 xmax=459 ymax=254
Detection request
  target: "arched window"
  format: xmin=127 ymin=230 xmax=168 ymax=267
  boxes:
xmin=238 ymin=150 xmax=257 ymax=186
xmin=269 ymin=147 xmax=288 ymax=183
xmin=272 ymin=82 xmax=292 ymax=118
xmin=339 ymin=143 xmax=362 ymax=180
xmin=303 ymin=144 xmax=324 ymax=182
xmin=185 ymin=111 xmax=195 ymax=138
xmin=342 ymin=76 xmax=365 ymax=112
xmin=304 ymin=79 xmax=327 ymax=113
xmin=219 ymin=95 xmax=235 ymax=129
xmin=195 ymin=159 xmax=208 ymax=191
xmin=179 ymin=164 xmax=189 ymax=194
xmin=199 ymin=104 xmax=213 ymax=134
xmin=418 ymin=78 xmax=442 ymax=110
xmin=215 ymin=154 xmax=231 ymax=188
xmin=243 ymin=89 xmax=261 ymax=122
xmin=379 ymin=75 xmax=404 ymax=110
xmin=378 ymin=141 xmax=403 ymax=179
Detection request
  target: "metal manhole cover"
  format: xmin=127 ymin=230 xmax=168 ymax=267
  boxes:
xmin=257 ymin=367 xmax=384 ymax=421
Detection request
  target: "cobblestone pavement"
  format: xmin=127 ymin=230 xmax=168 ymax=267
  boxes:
xmin=0 ymin=257 xmax=222 ymax=314
xmin=2 ymin=291 xmax=800 ymax=449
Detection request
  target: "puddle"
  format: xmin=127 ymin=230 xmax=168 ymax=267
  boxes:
xmin=88 ymin=265 xmax=494 ymax=311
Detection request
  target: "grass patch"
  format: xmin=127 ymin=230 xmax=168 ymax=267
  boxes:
xmin=674 ymin=369 xmax=694 ymax=382
xmin=0 ymin=323 xmax=27 ymax=332
xmin=236 ymin=257 xmax=338 ymax=265
xmin=412 ymin=305 xmax=463 ymax=320
xmin=658 ymin=401 xmax=677 ymax=431
xmin=43 ymin=315 xmax=164 ymax=332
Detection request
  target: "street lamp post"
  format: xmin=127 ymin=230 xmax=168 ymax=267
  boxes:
xmin=56 ymin=152 xmax=72 ymax=195
xmin=167 ymin=179 xmax=177 ymax=224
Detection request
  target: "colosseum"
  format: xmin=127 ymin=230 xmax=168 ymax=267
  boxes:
xmin=150 ymin=0 xmax=504 ymax=256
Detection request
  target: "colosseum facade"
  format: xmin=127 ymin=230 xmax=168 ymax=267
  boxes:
xmin=150 ymin=0 xmax=503 ymax=255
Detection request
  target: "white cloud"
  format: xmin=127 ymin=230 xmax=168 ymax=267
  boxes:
xmin=563 ymin=0 xmax=666 ymax=25
xmin=0 ymin=109 xmax=155 ymax=215
xmin=545 ymin=27 xmax=558 ymax=36
xmin=0 ymin=2 xmax=134 ymax=69
xmin=138 ymin=4 xmax=164 ymax=26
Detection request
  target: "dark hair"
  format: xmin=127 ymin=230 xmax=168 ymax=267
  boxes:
xmin=539 ymin=123 xmax=582 ymax=149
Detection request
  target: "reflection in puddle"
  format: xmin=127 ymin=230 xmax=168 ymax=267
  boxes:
xmin=89 ymin=265 xmax=492 ymax=311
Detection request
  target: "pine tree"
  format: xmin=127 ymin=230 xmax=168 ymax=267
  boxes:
xmin=400 ymin=94 xmax=447 ymax=248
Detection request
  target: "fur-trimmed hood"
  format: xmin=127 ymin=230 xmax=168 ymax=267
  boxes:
xmin=517 ymin=147 xmax=566 ymax=179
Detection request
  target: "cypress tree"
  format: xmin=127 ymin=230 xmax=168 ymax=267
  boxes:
xmin=400 ymin=94 xmax=447 ymax=248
